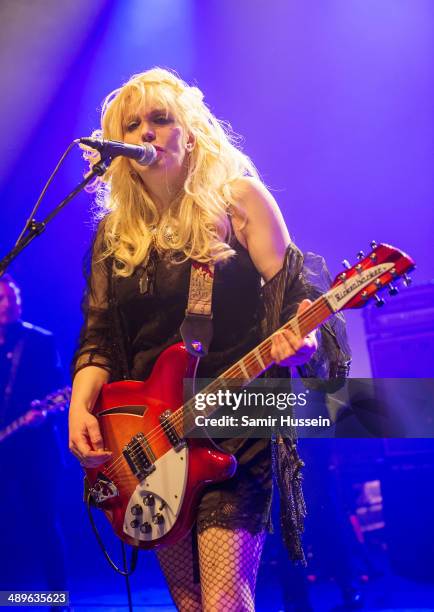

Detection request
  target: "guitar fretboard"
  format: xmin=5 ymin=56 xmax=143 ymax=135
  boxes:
xmin=174 ymin=294 xmax=333 ymax=434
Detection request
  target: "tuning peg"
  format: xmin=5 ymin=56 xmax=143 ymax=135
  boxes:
xmin=374 ymin=295 xmax=385 ymax=307
xmin=342 ymin=259 xmax=351 ymax=269
xmin=370 ymin=240 xmax=378 ymax=249
xmin=388 ymin=284 xmax=399 ymax=296
xmin=403 ymin=274 xmax=412 ymax=287
xmin=357 ymin=251 xmax=365 ymax=260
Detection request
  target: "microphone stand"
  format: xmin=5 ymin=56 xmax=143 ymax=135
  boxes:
xmin=0 ymin=157 xmax=112 ymax=277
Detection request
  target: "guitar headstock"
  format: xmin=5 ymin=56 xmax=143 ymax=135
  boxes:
xmin=327 ymin=242 xmax=415 ymax=312
xmin=31 ymin=386 xmax=71 ymax=416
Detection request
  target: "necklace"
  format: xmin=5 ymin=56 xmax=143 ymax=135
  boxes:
xmin=138 ymin=224 xmax=178 ymax=294
xmin=149 ymin=223 xmax=178 ymax=245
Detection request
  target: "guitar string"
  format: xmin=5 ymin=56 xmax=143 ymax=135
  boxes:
xmin=101 ymin=298 xmax=330 ymax=478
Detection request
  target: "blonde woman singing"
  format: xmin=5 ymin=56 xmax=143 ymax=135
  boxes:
xmin=69 ymin=68 xmax=349 ymax=611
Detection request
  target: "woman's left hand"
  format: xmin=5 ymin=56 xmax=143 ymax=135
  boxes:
xmin=270 ymin=299 xmax=318 ymax=367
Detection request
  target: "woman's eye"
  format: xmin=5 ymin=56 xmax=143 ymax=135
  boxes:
xmin=153 ymin=116 xmax=172 ymax=125
xmin=125 ymin=121 xmax=139 ymax=132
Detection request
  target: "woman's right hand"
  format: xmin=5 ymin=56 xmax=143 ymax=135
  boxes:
xmin=69 ymin=406 xmax=113 ymax=468
xmin=68 ymin=366 xmax=112 ymax=468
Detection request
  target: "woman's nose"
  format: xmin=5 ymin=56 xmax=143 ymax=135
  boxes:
xmin=142 ymin=129 xmax=156 ymax=143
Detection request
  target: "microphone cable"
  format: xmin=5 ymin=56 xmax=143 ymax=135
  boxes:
xmin=13 ymin=139 xmax=78 ymax=247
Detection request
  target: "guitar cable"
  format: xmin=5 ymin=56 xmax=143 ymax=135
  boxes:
xmin=85 ymin=491 xmax=139 ymax=575
xmin=121 ymin=539 xmax=134 ymax=612
xmin=86 ymin=492 xmax=139 ymax=610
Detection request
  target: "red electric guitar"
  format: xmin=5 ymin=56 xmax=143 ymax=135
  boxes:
xmin=84 ymin=243 xmax=414 ymax=549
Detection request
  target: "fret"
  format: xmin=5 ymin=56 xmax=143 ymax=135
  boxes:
xmin=286 ymin=318 xmax=299 ymax=337
xmin=238 ymin=359 xmax=250 ymax=380
xmin=281 ymin=296 xmax=333 ymax=338
xmin=253 ymin=347 xmax=266 ymax=370
xmin=258 ymin=342 xmax=272 ymax=367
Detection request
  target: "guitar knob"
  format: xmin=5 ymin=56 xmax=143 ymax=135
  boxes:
xmin=357 ymin=251 xmax=365 ymax=260
xmin=130 ymin=519 xmax=140 ymax=529
xmin=374 ymin=295 xmax=385 ymax=307
xmin=403 ymin=274 xmax=412 ymax=286
xmin=388 ymin=284 xmax=399 ymax=296
xmin=370 ymin=240 xmax=378 ymax=249
xmin=342 ymin=259 xmax=351 ymax=270
xmin=143 ymin=494 xmax=155 ymax=506
xmin=140 ymin=522 xmax=152 ymax=534
xmin=131 ymin=504 xmax=143 ymax=516
xmin=152 ymin=513 xmax=165 ymax=525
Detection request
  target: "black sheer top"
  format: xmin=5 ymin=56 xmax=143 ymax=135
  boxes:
xmin=73 ymin=229 xmax=263 ymax=382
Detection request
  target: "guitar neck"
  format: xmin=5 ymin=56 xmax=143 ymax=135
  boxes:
xmin=180 ymin=294 xmax=333 ymax=432
xmin=0 ymin=386 xmax=71 ymax=444
xmin=221 ymin=294 xmax=332 ymax=382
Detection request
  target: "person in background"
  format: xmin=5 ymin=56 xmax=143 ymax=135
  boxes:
xmin=0 ymin=274 xmax=67 ymax=599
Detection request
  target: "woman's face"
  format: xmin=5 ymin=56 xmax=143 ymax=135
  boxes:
xmin=122 ymin=99 xmax=190 ymax=183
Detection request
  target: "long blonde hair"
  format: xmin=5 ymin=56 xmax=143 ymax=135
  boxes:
xmin=86 ymin=67 xmax=258 ymax=276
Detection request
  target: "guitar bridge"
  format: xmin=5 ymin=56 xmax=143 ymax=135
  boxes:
xmin=123 ymin=433 xmax=156 ymax=480
xmin=160 ymin=410 xmax=186 ymax=451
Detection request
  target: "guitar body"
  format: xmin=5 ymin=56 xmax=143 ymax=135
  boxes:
xmin=85 ymin=343 xmax=237 ymax=549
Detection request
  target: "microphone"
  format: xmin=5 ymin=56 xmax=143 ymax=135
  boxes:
xmin=78 ymin=137 xmax=157 ymax=166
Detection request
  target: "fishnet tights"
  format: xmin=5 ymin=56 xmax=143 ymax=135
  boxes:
xmin=156 ymin=527 xmax=266 ymax=611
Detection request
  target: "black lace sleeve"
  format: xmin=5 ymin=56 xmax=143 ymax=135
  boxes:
xmin=295 ymin=250 xmax=352 ymax=386
xmin=261 ymin=243 xmax=352 ymax=389
xmin=262 ymin=244 xmax=352 ymax=564
xmin=71 ymin=222 xmax=114 ymax=379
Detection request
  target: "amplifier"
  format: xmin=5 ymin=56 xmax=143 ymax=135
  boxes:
xmin=363 ymin=282 xmax=434 ymax=377
xmin=366 ymin=331 xmax=434 ymax=377
xmin=363 ymin=282 xmax=434 ymax=336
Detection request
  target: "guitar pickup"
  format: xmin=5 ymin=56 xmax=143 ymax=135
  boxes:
xmin=123 ymin=433 xmax=156 ymax=481
xmin=160 ymin=410 xmax=186 ymax=452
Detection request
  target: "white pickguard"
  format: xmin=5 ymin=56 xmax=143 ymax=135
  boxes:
xmin=123 ymin=445 xmax=188 ymax=542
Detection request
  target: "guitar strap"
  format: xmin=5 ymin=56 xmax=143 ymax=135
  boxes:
xmin=180 ymin=261 xmax=215 ymax=357
xmin=179 ymin=261 xmax=215 ymax=583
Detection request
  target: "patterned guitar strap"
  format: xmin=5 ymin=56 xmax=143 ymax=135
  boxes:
xmin=180 ymin=261 xmax=215 ymax=358
xmin=179 ymin=260 xmax=215 ymax=582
